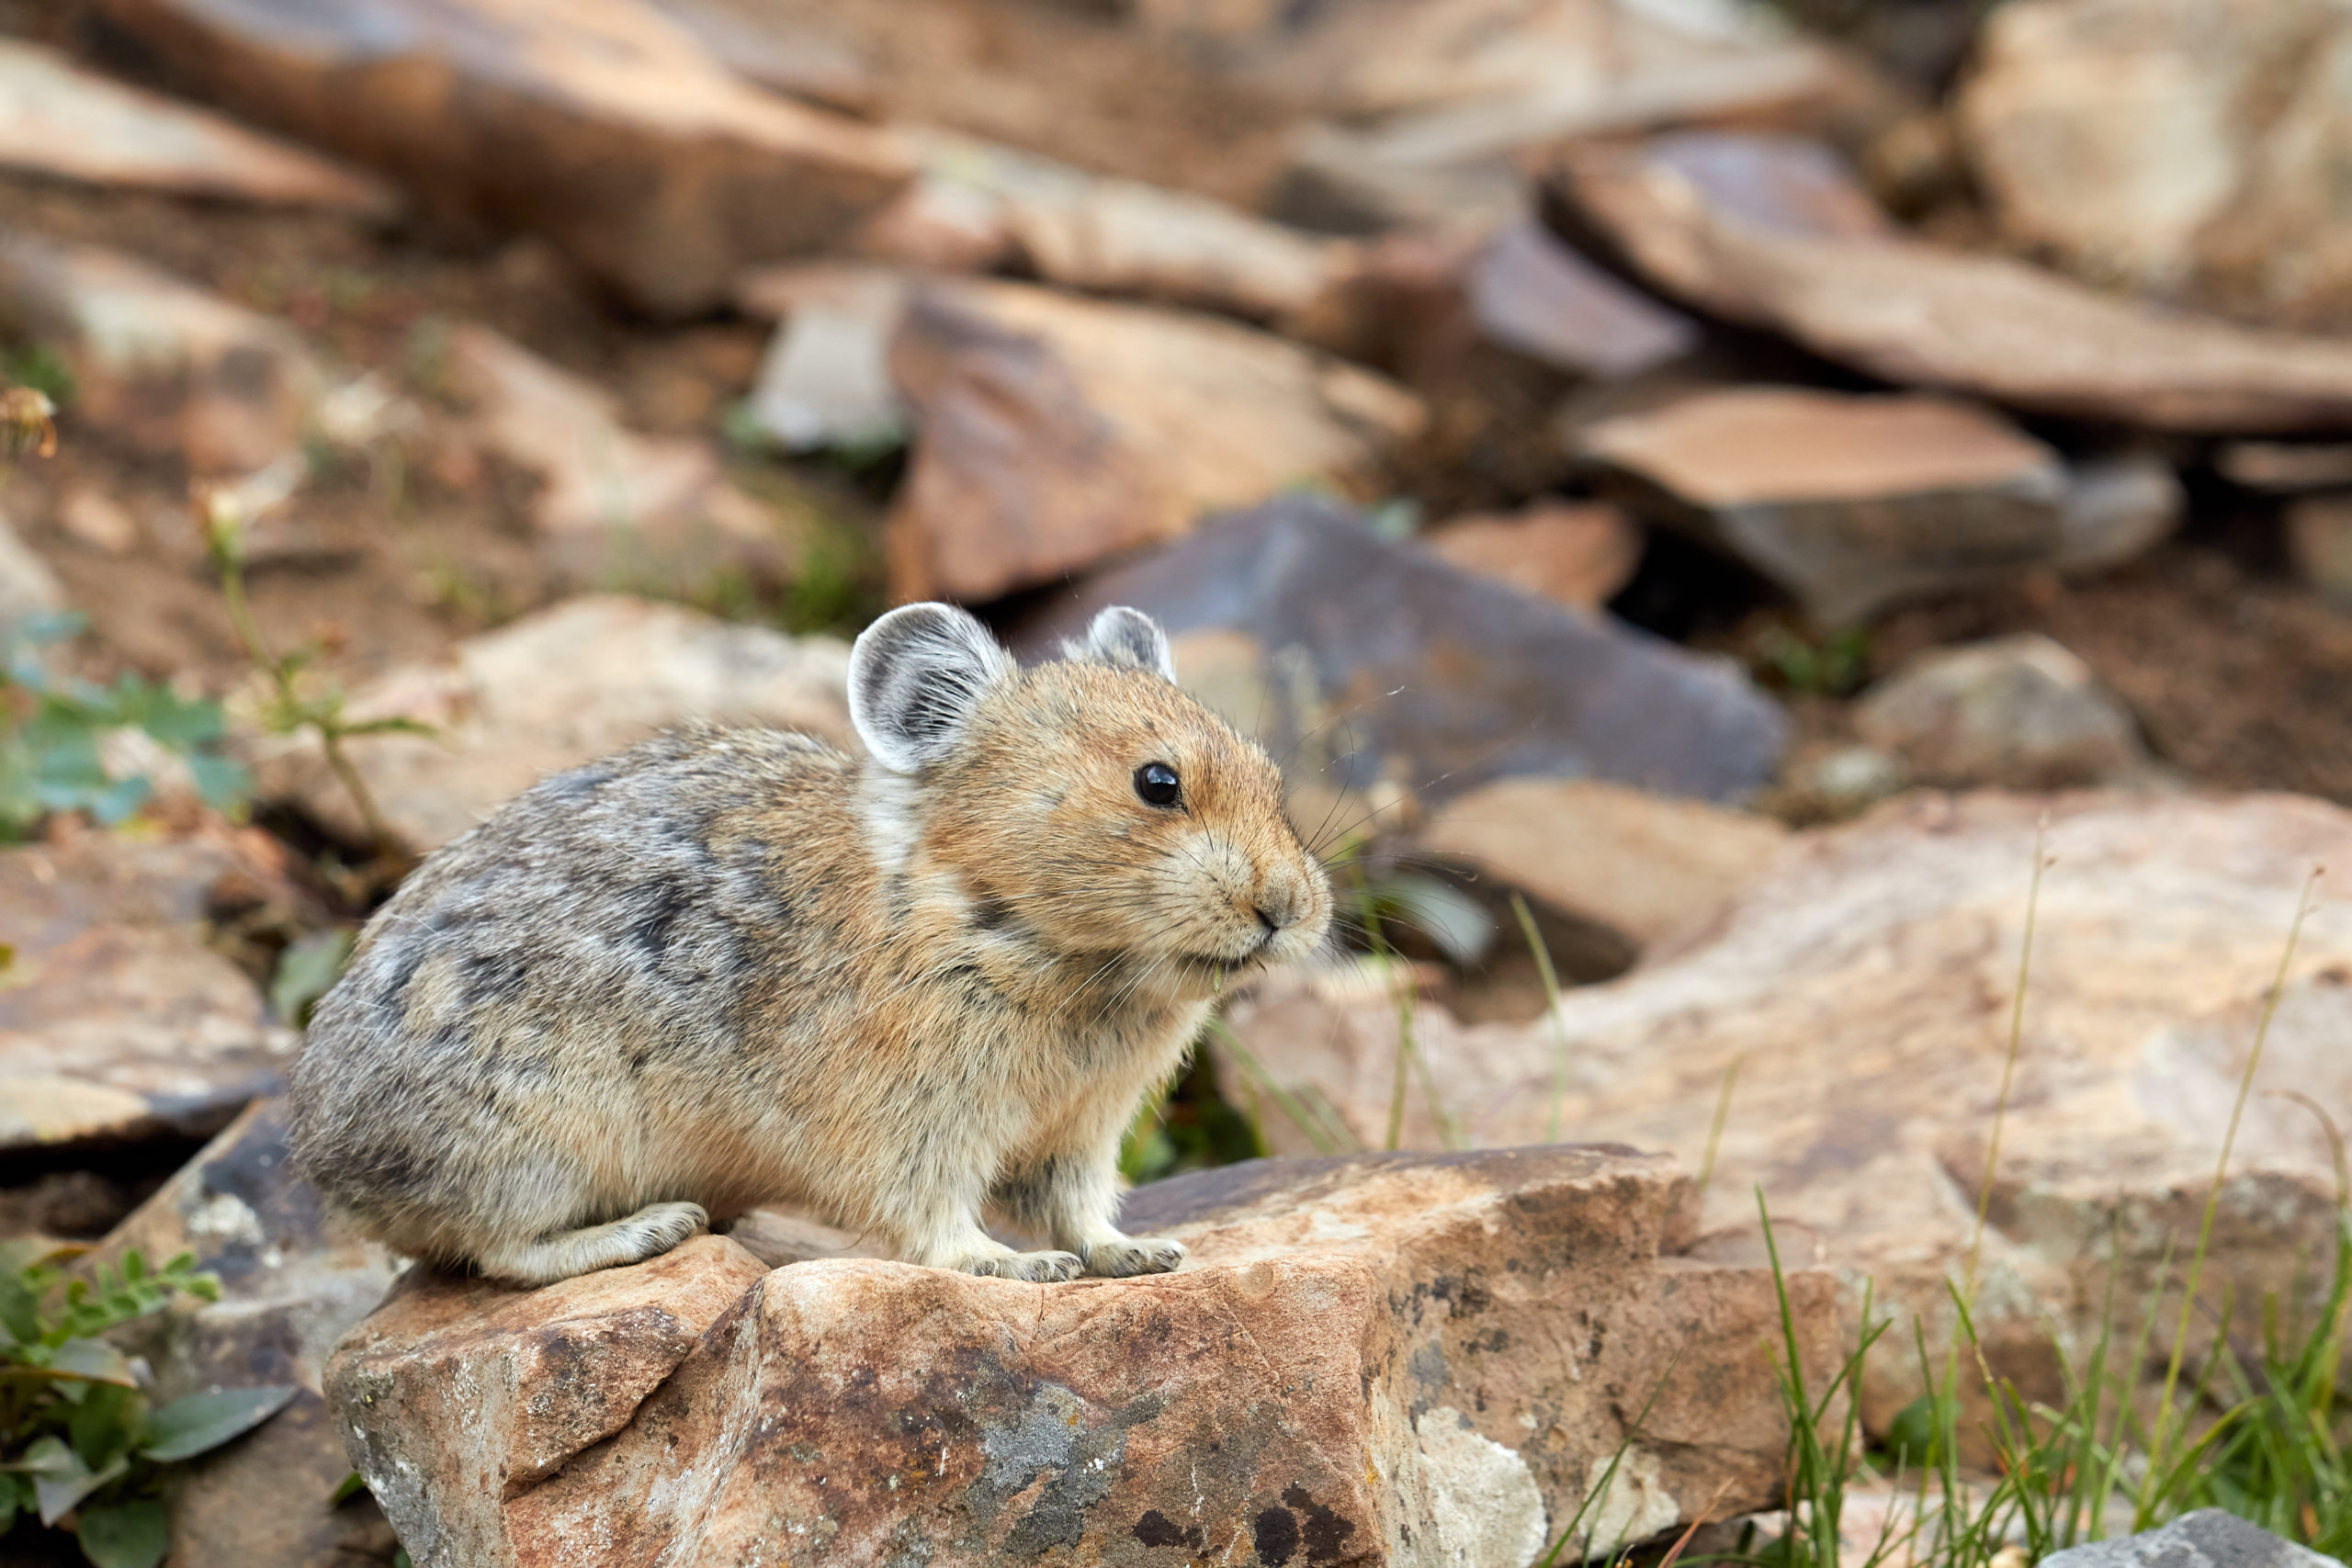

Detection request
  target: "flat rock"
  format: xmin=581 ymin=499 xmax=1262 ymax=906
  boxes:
xmin=886 ymin=281 xmax=1424 ymax=604
xmin=2287 ymin=493 xmax=2352 ymax=611
xmin=0 ymin=38 xmax=395 ymax=213
xmin=1577 ymin=385 xmax=2070 ymax=625
xmin=0 ymin=230 xmax=322 ymax=475
xmin=1417 ymin=775 xmax=1790 ymax=949
xmin=862 ymin=130 xmax=1351 ymax=325
xmin=328 ymin=1147 xmax=1842 ymax=1568
xmin=2219 ymin=441 xmax=2352 ymax=493
xmin=1421 ymin=500 xmax=1644 ymax=612
xmin=1852 ymin=633 xmax=2147 ymax=789
xmin=1297 ymin=215 xmax=1700 ymax=385
xmin=86 ymin=0 xmax=914 ymax=315
xmin=639 ymin=0 xmax=879 ymax=115
xmin=248 ymin=595 xmax=853 ymax=853
xmin=1217 ymin=791 xmax=2352 ymax=1435
xmin=2041 ymin=1511 xmax=2344 ymax=1568
xmin=1016 ymin=495 xmax=1788 ymax=811
xmin=1959 ymin=0 xmax=2352 ymax=329
xmin=737 ymin=264 xmax=909 ymax=453
xmin=1551 ymin=130 xmax=2352 ymax=432
xmin=84 ymin=1100 xmax=401 ymax=1568
xmin=1227 ymin=0 xmax=1860 ymax=233
xmin=448 ymin=324 xmax=796 ymax=590
xmin=0 ymin=829 xmax=294 ymax=1156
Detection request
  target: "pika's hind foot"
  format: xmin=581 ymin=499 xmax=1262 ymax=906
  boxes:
xmin=1081 ymin=1236 xmax=1186 ymax=1277
xmin=475 ymin=1201 xmax=710 ymax=1287
xmin=956 ymin=1248 xmax=1083 ymax=1282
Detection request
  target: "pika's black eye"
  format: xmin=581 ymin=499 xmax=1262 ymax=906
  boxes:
xmin=1134 ymin=761 xmax=1182 ymax=807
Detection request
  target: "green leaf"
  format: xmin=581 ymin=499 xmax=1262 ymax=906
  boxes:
xmin=74 ymin=1498 xmax=167 ymax=1568
xmin=330 ymin=1470 xmax=368 ymax=1506
xmin=139 ymin=1385 xmax=299 ymax=1463
xmin=48 ymin=1339 xmax=136 ymax=1388
xmin=68 ymin=1383 xmax=136 ymax=1469
xmin=270 ymin=930 xmax=355 ymax=1028
xmin=0 ymin=1266 xmax=41 ymax=1348
xmin=23 ymin=1436 xmax=126 ymax=1526
xmin=184 ymin=753 xmax=250 ymax=812
xmin=0 ymin=1469 xmax=17 ymax=1535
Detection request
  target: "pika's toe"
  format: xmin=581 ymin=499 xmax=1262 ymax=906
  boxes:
xmin=631 ymin=1201 xmax=710 ymax=1253
xmin=1084 ymin=1237 xmax=1187 ymax=1278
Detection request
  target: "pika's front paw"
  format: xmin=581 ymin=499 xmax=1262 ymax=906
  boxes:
xmin=959 ymin=1248 xmax=1084 ymax=1283
xmin=624 ymin=1201 xmax=710 ymax=1256
xmin=1082 ymin=1236 xmax=1187 ymax=1278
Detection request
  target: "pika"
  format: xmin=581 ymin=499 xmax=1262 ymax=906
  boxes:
xmin=288 ymin=604 xmax=1332 ymax=1286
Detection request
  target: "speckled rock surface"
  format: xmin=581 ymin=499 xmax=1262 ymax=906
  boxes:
xmin=326 ymin=1147 xmax=1838 ymax=1567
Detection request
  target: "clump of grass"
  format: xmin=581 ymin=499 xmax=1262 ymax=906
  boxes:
xmin=1736 ymin=861 xmax=2347 ymax=1568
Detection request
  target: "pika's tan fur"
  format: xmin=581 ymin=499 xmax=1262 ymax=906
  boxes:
xmin=288 ymin=605 xmax=1331 ymax=1285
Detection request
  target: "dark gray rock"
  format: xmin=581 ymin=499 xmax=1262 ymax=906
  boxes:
xmin=2040 ymin=1511 xmax=2343 ymax=1568
xmin=87 ymin=1099 xmax=401 ymax=1568
xmin=1015 ymin=495 xmax=1789 ymax=809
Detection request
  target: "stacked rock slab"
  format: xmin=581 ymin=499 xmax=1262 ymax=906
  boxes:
xmin=1216 ymin=791 xmax=2352 ymax=1437
xmin=326 ymin=1148 xmax=1839 ymax=1567
xmin=85 ymin=0 xmax=913 ymax=314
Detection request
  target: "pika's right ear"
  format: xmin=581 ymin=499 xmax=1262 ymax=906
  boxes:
xmin=848 ymin=604 xmax=1014 ymax=773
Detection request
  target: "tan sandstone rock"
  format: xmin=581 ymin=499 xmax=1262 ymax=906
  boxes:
xmin=1212 ymin=0 xmax=1860 ymax=232
xmin=886 ymin=280 xmax=1424 ymax=604
xmin=1551 ymin=131 xmax=2352 ymax=432
xmin=248 ymin=596 xmax=854 ymax=853
xmin=1217 ymin=791 xmax=2352 ymax=1435
xmin=328 ymin=1148 xmax=1840 ymax=1567
xmin=0 ymin=38 xmax=395 ymax=213
xmin=1418 ymin=776 xmax=1790 ymax=949
xmin=1577 ymin=386 xmax=2070 ymax=626
xmin=86 ymin=0 xmax=914 ymax=315
xmin=0 ymin=829 xmax=293 ymax=1156
xmin=1421 ymin=500 xmax=1645 ymax=612
xmin=1960 ymin=0 xmax=2352 ymax=330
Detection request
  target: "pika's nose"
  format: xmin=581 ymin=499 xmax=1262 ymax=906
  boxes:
xmin=1253 ymin=886 xmax=1298 ymax=933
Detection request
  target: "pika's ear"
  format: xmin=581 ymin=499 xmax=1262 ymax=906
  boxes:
xmin=849 ymin=604 xmax=1014 ymax=773
xmin=1062 ymin=605 xmax=1176 ymax=682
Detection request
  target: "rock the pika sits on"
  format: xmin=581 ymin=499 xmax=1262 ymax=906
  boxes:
xmin=287 ymin=604 xmax=1332 ymax=1286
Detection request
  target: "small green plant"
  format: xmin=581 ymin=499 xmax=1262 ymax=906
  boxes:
xmin=0 ymin=1242 xmax=296 ymax=1568
xmin=198 ymin=488 xmax=428 ymax=861
xmin=269 ymin=927 xmax=356 ymax=1028
xmin=1752 ymin=623 xmax=1873 ymax=697
xmin=0 ymin=615 xmax=249 ymax=841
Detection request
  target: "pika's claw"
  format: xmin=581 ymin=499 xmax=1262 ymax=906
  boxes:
xmin=1082 ymin=1236 xmax=1187 ymax=1278
xmin=959 ymin=1249 xmax=1083 ymax=1282
xmin=623 ymin=1201 xmax=710 ymax=1256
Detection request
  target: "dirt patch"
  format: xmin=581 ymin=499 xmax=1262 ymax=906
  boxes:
xmin=1874 ymin=545 xmax=2352 ymax=805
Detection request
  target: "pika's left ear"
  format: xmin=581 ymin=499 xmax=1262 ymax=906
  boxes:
xmin=1063 ymin=605 xmax=1176 ymax=682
